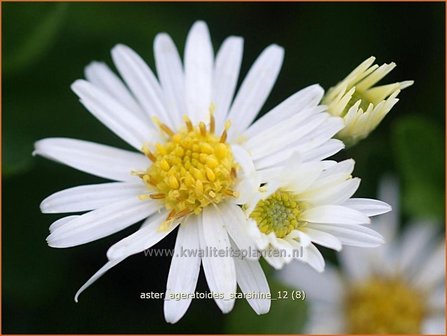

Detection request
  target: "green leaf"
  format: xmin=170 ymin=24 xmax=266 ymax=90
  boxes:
xmin=3 ymin=3 xmax=68 ymax=75
xmin=225 ymin=278 xmax=307 ymax=333
xmin=392 ymin=115 xmax=444 ymax=220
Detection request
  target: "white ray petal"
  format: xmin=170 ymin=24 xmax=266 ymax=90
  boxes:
xmin=253 ymin=122 xmax=343 ymax=170
xmin=232 ymin=144 xmax=255 ymax=176
xmin=310 ymin=223 xmax=384 ymax=247
xmin=199 ymin=206 xmax=236 ymax=313
xmin=245 ymin=107 xmax=316 ymax=152
xmin=231 ymin=144 xmax=259 ymax=204
xmin=247 ymin=108 xmax=329 ymax=160
xmin=106 ymin=211 xmax=178 ymax=260
xmin=316 ymin=159 xmax=355 ymax=185
xmin=184 ymin=21 xmax=213 ymax=124
xmin=263 ymin=250 xmax=287 ymax=269
xmin=49 ymin=215 xmax=80 ymax=233
xmin=303 ymin=205 xmax=370 ymax=225
xmin=303 ymin=178 xmax=361 ymax=206
xmin=75 ymin=212 xmax=172 ymax=302
xmin=227 ymin=44 xmax=284 ymax=138
xmin=111 ymin=44 xmax=172 ymax=126
xmin=154 ymin=33 xmax=185 ymax=129
xmin=33 ymin=138 xmax=148 ymax=182
xmin=213 ymin=36 xmax=243 ymax=132
xmin=280 ymin=160 xmax=325 ymax=194
xmin=75 ymin=257 xmax=125 ymax=302
xmin=164 ymin=216 xmax=201 ymax=323
xmin=341 ymin=198 xmax=391 ymax=217
xmin=47 ymin=198 xmax=161 ymax=248
xmin=41 ymin=182 xmax=145 ymax=214
xmin=84 ymin=61 xmax=145 ymax=119
xmin=305 ymin=228 xmax=342 ymax=251
xmin=287 ymin=116 xmax=344 ymax=153
xmin=244 ymin=84 xmax=324 ymax=138
xmin=72 ymin=80 xmax=156 ymax=151
xmin=301 ymin=139 xmax=345 ymax=162
xmin=234 ymin=255 xmax=270 ymax=314
xmin=302 ymin=243 xmax=325 ymax=272
xmin=219 ymin=202 xmax=257 ymax=258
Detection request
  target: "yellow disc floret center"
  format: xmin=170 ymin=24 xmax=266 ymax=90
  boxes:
xmin=345 ymin=276 xmax=426 ymax=333
xmin=250 ymin=189 xmax=306 ymax=238
xmin=138 ymin=114 xmax=238 ymax=221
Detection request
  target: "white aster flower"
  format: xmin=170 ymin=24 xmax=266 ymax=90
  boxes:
xmin=279 ymin=177 xmax=445 ymax=334
xmin=323 ymin=56 xmax=414 ymax=146
xmin=243 ymin=154 xmax=390 ymax=271
xmin=34 ymin=21 xmax=343 ymax=323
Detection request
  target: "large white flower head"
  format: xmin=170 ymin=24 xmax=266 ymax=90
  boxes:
xmin=279 ymin=177 xmax=445 ymax=334
xmin=244 ymin=155 xmax=391 ymax=271
xmin=323 ymin=56 xmax=414 ymax=147
xmin=34 ymin=21 xmax=344 ymax=323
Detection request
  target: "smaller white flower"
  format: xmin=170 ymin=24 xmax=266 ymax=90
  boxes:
xmin=279 ymin=177 xmax=445 ymax=334
xmin=243 ymin=154 xmax=390 ymax=271
xmin=323 ymin=56 xmax=414 ymax=146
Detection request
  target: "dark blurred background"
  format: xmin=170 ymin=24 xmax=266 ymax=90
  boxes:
xmin=2 ymin=2 xmax=445 ymax=333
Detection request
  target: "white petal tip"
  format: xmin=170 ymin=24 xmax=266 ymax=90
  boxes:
xmin=165 ymin=319 xmax=176 ymax=324
xmin=345 ymin=158 xmax=356 ymax=166
xmin=253 ymin=302 xmax=271 ymax=315
xmin=39 ymin=202 xmax=48 ymax=213
xmin=112 ymin=43 xmax=126 ymax=51
xmin=164 ymin=315 xmax=181 ymax=324
xmin=46 ymin=241 xmax=58 ymax=248
xmin=85 ymin=60 xmax=104 ymax=68
xmin=192 ymin=20 xmax=208 ymax=30
xmin=220 ymin=306 xmax=233 ymax=314
xmin=111 ymin=44 xmax=129 ymax=57
xmin=74 ymin=287 xmax=85 ymax=303
xmin=70 ymin=79 xmax=87 ymax=93
xmin=306 ymin=83 xmax=325 ymax=97
xmin=46 ymin=237 xmax=70 ymax=249
xmin=226 ymin=35 xmax=244 ymax=46
xmin=106 ymin=249 xmax=122 ymax=261
xmin=267 ymin=44 xmax=284 ymax=56
xmin=154 ymin=32 xmax=170 ymax=45
xmin=217 ymin=300 xmax=235 ymax=314
xmin=163 ymin=301 xmax=189 ymax=324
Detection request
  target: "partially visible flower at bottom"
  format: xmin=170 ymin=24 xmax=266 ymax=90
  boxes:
xmin=323 ymin=56 xmax=414 ymax=147
xmin=243 ymin=155 xmax=391 ymax=271
xmin=279 ymin=177 xmax=445 ymax=334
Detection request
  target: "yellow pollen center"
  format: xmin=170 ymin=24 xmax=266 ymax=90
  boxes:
xmin=250 ymin=189 xmax=306 ymax=238
xmin=139 ymin=115 xmax=238 ymax=221
xmin=345 ymin=276 xmax=426 ymax=333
